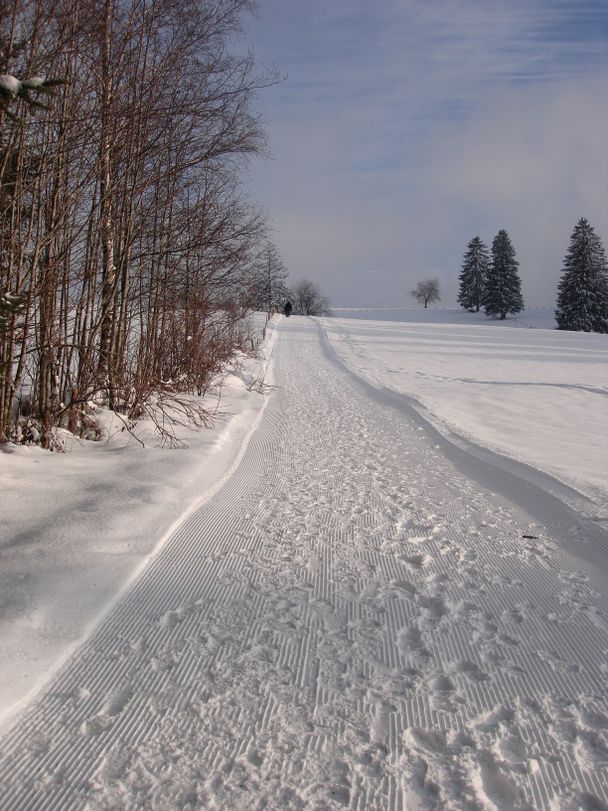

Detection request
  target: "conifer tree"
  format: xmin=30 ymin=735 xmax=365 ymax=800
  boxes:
xmin=458 ymin=236 xmax=489 ymax=312
xmin=555 ymin=218 xmax=608 ymax=333
xmin=485 ymin=230 xmax=524 ymax=319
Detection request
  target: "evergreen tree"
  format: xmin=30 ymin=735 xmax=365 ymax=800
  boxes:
xmin=458 ymin=236 xmax=489 ymax=312
xmin=485 ymin=230 xmax=523 ymax=319
xmin=555 ymin=218 xmax=608 ymax=333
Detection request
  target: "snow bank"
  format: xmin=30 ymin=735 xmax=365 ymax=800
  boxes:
xmin=321 ymin=313 xmax=608 ymax=506
xmin=0 ymin=316 xmax=277 ymax=731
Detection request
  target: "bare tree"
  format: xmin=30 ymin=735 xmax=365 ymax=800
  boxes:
xmin=248 ymin=240 xmax=289 ymax=316
xmin=0 ymin=0 xmax=279 ymax=447
xmin=292 ymin=279 xmax=331 ymax=316
xmin=411 ymin=278 xmax=441 ymax=308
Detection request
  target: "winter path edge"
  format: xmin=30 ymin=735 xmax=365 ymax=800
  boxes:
xmin=317 ymin=317 xmax=608 ymax=573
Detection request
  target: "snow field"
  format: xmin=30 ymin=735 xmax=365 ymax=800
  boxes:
xmin=1 ymin=318 xmax=608 ymax=809
xmin=321 ymin=315 xmax=608 ymax=506
xmin=332 ymin=307 xmax=558 ymax=330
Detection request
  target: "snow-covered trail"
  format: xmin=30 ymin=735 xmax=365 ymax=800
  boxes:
xmin=2 ymin=318 xmax=608 ymax=810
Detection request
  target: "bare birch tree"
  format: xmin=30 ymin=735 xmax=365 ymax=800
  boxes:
xmin=0 ymin=0 xmax=277 ymax=445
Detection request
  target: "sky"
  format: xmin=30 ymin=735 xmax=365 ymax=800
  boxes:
xmin=242 ymin=0 xmax=608 ymax=309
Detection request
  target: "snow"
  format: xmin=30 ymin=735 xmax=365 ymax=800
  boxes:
xmin=0 ymin=74 xmax=48 ymax=98
xmin=21 ymin=77 xmax=44 ymax=89
xmin=321 ymin=310 xmax=608 ymax=506
xmin=0 ymin=74 xmax=21 ymax=98
xmin=0 ymin=314 xmax=276 ymax=732
xmin=333 ymin=305 xmax=558 ymax=329
xmin=1 ymin=311 xmax=608 ymax=810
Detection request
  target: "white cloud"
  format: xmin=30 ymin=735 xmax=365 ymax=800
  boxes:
xmin=246 ymin=0 xmax=608 ymax=307
xmin=419 ymin=78 xmax=608 ymax=304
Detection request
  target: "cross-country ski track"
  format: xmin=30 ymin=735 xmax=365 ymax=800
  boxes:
xmin=2 ymin=317 xmax=608 ymax=811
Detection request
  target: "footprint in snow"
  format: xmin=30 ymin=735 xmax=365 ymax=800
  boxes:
xmin=558 ymin=790 xmax=608 ymax=811
xmin=427 ymin=672 xmax=465 ymax=712
xmin=496 ymin=731 xmax=528 ymax=767
xmin=416 ymin=595 xmax=448 ymax=630
xmin=401 ymin=552 xmax=430 ymax=569
xmin=430 ymin=672 xmax=455 ymax=692
xmin=480 ymin=646 xmax=506 ymax=667
xmin=473 ymin=703 xmax=515 ymax=733
xmin=150 ymin=653 xmax=174 ymax=672
xmin=559 ymin=569 xmax=590 ymax=585
xmin=537 ymin=647 xmax=581 ymax=675
xmin=403 ymin=726 xmax=449 ymax=755
xmin=499 ymin=660 xmax=526 ymax=677
xmin=473 ymin=751 xmax=520 ymax=810
xmin=577 ymin=706 xmax=608 ymax=731
xmin=80 ymin=684 xmax=132 ymax=737
xmin=397 ymin=625 xmax=429 ymax=657
xmin=449 ymin=659 xmax=490 ymax=682
xmin=501 ymin=607 xmax=525 ymax=625
xmin=447 ymin=598 xmax=482 ymax=620
xmin=388 ymin=578 xmax=418 ymax=599
xmin=471 ymin=617 xmax=499 ymax=643
xmin=159 ymin=606 xmax=189 ymax=629
xmin=573 ymin=731 xmax=608 ymax=770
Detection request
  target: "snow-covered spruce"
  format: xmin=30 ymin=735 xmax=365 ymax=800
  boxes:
xmin=485 ymin=229 xmax=524 ymax=319
xmin=555 ymin=218 xmax=608 ymax=334
xmin=458 ymin=236 xmax=489 ymax=313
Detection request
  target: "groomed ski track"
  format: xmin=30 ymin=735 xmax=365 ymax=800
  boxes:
xmin=2 ymin=317 xmax=608 ymax=810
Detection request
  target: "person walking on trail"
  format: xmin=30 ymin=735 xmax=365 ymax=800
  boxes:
xmin=284 ymin=301 xmax=293 ymax=317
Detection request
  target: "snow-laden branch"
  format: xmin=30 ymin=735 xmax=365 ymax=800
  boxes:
xmin=0 ymin=74 xmax=64 ymax=118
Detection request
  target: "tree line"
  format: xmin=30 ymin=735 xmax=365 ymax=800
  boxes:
xmin=411 ymin=230 xmax=524 ymax=317
xmin=457 ymin=229 xmax=523 ymax=319
xmin=247 ymin=240 xmax=331 ymax=317
xmin=457 ymin=219 xmax=608 ymax=332
xmin=0 ymin=0 xmax=286 ymax=448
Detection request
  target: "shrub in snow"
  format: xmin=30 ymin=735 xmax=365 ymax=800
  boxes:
xmin=485 ymin=230 xmax=524 ymax=319
xmin=555 ymin=218 xmax=608 ymax=334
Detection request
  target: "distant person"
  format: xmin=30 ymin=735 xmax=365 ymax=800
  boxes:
xmin=284 ymin=301 xmax=293 ymax=317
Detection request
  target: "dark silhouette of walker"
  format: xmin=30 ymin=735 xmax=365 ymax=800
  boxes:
xmin=284 ymin=301 xmax=293 ymax=317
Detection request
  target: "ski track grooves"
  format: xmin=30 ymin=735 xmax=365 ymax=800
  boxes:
xmin=319 ymin=319 xmax=608 ymax=567
xmin=1 ymin=318 xmax=608 ymax=810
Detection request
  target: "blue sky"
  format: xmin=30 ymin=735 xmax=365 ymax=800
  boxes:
xmin=243 ymin=0 xmax=608 ymax=308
